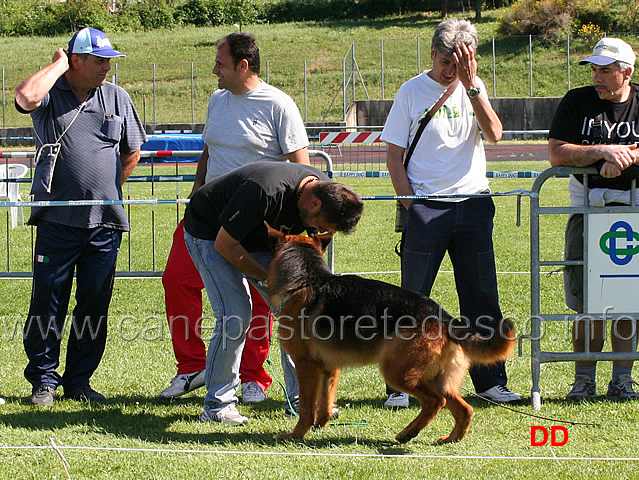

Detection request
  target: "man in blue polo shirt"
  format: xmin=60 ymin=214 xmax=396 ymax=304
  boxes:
xmin=15 ymin=27 xmax=147 ymax=406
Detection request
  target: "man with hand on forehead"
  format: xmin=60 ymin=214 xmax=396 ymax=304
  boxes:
xmin=381 ymin=18 xmax=520 ymax=408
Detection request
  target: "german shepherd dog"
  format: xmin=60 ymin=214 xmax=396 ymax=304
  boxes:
xmin=265 ymin=225 xmax=515 ymax=443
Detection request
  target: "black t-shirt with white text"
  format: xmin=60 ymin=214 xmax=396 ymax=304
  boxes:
xmin=549 ymin=83 xmax=639 ymax=189
xmin=183 ymin=161 xmax=329 ymax=251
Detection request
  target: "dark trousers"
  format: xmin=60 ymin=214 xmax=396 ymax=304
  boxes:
xmin=23 ymin=221 xmax=121 ymax=392
xmin=393 ymin=196 xmax=507 ymax=393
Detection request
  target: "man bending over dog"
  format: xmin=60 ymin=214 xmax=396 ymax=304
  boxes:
xmin=183 ymin=161 xmax=363 ymax=425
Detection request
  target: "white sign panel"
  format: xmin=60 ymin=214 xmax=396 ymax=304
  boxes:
xmin=587 ymin=213 xmax=639 ymax=313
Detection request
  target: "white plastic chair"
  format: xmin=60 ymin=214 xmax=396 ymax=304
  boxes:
xmin=0 ymin=163 xmax=28 ymax=228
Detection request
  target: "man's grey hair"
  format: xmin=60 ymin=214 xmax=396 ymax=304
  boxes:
xmin=431 ymin=18 xmax=478 ymax=56
xmin=617 ymin=61 xmax=635 ymax=78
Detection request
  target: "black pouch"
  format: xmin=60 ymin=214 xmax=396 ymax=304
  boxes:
xmin=394 ymin=200 xmax=405 ymax=233
xmin=394 ymin=201 xmax=407 ymax=257
xmin=30 ymin=143 xmax=61 ymax=194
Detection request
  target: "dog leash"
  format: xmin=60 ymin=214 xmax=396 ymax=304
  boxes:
xmin=460 ymin=386 xmax=599 ymax=427
xmin=267 ymin=289 xmax=592 ymax=429
xmin=270 ymin=284 xmax=308 ymax=317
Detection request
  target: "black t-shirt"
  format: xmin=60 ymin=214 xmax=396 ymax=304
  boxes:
xmin=183 ymin=161 xmax=330 ymax=251
xmin=549 ymin=83 xmax=639 ymax=189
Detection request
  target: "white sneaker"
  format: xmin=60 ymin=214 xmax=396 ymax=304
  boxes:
xmin=478 ymin=385 xmax=521 ymax=403
xmin=383 ymin=392 xmax=409 ymax=408
xmin=202 ymin=404 xmax=249 ymax=426
xmin=241 ymin=381 xmax=267 ymax=403
xmin=159 ymin=370 xmax=206 ymax=399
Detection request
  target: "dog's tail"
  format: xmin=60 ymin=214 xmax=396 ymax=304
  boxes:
xmin=449 ymin=318 xmax=515 ymax=365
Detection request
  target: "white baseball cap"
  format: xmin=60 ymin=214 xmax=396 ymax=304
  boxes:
xmin=579 ymin=38 xmax=635 ymax=66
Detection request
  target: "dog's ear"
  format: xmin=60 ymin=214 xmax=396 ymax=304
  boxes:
xmin=264 ymin=222 xmax=286 ymax=250
xmin=313 ymin=233 xmax=333 ymax=252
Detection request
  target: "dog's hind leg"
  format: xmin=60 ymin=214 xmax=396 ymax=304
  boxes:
xmin=394 ymin=384 xmax=446 ymax=444
xmin=437 ymin=392 xmax=473 ymax=444
xmin=314 ymin=368 xmax=340 ymax=429
xmin=277 ymin=358 xmax=322 ymax=440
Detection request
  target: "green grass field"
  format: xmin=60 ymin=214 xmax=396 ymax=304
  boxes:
xmin=1 ymin=160 xmax=638 ymax=479
xmin=3 ymin=10 xmax=638 ymax=128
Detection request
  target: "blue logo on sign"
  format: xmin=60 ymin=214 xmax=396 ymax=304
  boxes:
xmin=599 ymin=221 xmax=639 ymax=266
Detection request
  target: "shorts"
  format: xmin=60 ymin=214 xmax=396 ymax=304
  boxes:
xmin=563 ymin=214 xmax=583 ymax=312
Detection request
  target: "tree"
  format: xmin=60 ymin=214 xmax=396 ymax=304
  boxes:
xmin=474 ymin=0 xmax=483 ymax=21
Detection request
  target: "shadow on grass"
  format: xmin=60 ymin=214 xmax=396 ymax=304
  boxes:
xmin=4 ymin=392 xmax=576 ymax=449
xmin=0 ymin=395 xmax=425 ymax=449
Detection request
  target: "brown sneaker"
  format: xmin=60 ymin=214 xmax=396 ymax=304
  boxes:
xmin=606 ymin=374 xmax=639 ymax=400
xmin=566 ymin=375 xmax=596 ymax=401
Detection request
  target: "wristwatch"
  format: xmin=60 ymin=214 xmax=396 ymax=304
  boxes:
xmin=466 ymin=85 xmax=481 ymax=99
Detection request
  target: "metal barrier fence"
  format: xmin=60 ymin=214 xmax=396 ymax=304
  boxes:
xmin=0 ymin=143 xmax=550 ymax=283
xmin=523 ymin=166 xmax=639 ymax=409
xmin=0 ymin=150 xmax=334 ymax=278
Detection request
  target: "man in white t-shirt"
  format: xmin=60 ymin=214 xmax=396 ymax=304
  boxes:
xmin=160 ymin=33 xmax=309 ymax=422
xmin=381 ymin=18 xmax=520 ymax=407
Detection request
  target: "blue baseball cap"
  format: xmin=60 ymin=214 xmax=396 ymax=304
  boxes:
xmin=68 ymin=27 xmax=125 ymax=58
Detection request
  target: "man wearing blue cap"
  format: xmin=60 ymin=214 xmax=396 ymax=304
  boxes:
xmin=15 ymin=28 xmax=147 ymax=406
xmin=549 ymin=37 xmax=639 ymax=401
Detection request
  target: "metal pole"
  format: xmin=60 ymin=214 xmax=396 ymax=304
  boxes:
xmin=492 ymin=36 xmax=496 ymax=97
xmin=351 ymin=41 xmax=356 ymax=106
xmin=417 ymin=37 xmax=421 ymax=75
xmin=114 ymin=63 xmax=118 ymax=85
xmin=567 ymin=34 xmax=571 ymax=91
xmin=142 ymin=95 xmax=146 ymax=130
xmin=304 ymin=60 xmax=308 ymax=122
xmin=343 ymin=58 xmax=346 ymax=121
xmin=152 ymin=63 xmax=157 ymax=124
xmin=266 ymin=60 xmax=270 ymax=84
xmin=529 ymin=35 xmax=533 ymax=97
xmin=191 ymin=62 xmax=195 ymax=124
xmin=381 ymin=39 xmax=385 ymax=100
xmin=2 ymin=67 xmax=5 ymax=128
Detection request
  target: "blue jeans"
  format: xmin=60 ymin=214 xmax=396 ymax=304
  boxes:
xmin=184 ymin=230 xmax=298 ymax=415
xmin=401 ymin=196 xmax=508 ymax=392
xmin=23 ymin=221 xmax=121 ymax=391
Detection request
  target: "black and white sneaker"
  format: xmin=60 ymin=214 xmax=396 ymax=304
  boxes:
xmin=383 ymin=392 xmax=409 ymax=408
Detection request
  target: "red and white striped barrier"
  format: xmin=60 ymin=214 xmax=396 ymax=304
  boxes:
xmin=318 ymin=131 xmax=382 ymax=144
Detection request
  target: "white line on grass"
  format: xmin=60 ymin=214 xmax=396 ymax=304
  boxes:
xmin=0 ymin=445 xmax=638 ymax=462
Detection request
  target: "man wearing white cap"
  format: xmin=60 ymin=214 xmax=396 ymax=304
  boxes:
xmin=549 ymin=37 xmax=639 ymax=401
xmin=15 ymin=28 xmax=147 ymax=406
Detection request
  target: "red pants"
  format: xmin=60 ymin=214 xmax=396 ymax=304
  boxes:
xmin=162 ymin=220 xmax=273 ymax=391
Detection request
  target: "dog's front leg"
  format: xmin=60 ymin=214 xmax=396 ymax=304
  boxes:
xmin=314 ymin=368 xmax=340 ymax=429
xmin=277 ymin=357 xmax=321 ymax=440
